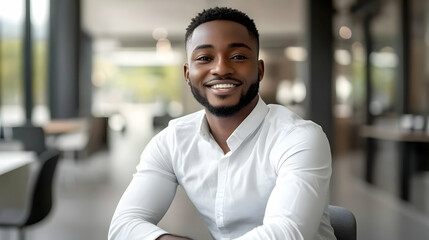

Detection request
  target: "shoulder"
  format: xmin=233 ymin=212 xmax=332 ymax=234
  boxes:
xmin=166 ymin=110 xmax=204 ymax=133
xmin=152 ymin=110 xmax=204 ymax=143
xmin=168 ymin=110 xmax=204 ymax=127
xmin=265 ymin=104 xmax=323 ymax=135
xmin=264 ymin=105 xmax=330 ymax=169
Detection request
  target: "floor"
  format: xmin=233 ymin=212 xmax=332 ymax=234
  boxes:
xmin=330 ymin=152 xmax=429 ymax=240
xmin=1 ymin=118 xmax=429 ymax=240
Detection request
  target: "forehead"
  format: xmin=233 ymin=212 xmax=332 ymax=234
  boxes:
xmin=186 ymin=20 xmax=257 ymax=53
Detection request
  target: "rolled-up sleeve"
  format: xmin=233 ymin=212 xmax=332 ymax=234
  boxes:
xmin=108 ymin=132 xmax=178 ymax=240
xmin=234 ymin=124 xmax=332 ymax=240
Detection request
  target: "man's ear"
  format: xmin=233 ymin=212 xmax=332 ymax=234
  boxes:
xmin=258 ymin=59 xmax=265 ymax=81
xmin=183 ymin=63 xmax=190 ymax=84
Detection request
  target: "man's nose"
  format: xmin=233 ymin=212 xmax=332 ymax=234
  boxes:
xmin=211 ymin=57 xmax=234 ymax=76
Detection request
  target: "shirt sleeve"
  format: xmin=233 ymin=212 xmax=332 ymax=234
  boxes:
xmin=234 ymin=124 xmax=332 ymax=240
xmin=108 ymin=131 xmax=178 ymax=240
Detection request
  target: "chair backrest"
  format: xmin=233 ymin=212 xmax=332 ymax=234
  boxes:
xmin=11 ymin=126 xmax=46 ymax=155
xmin=85 ymin=116 xmax=108 ymax=156
xmin=329 ymin=205 xmax=357 ymax=240
xmin=24 ymin=149 xmax=60 ymax=226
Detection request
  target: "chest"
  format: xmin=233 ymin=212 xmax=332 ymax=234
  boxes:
xmin=173 ymin=140 xmax=278 ymax=227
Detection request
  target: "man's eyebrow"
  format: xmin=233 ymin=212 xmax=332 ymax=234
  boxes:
xmin=228 ymin=42 xmax=252 ymax=51
xmin=192 ymin=44 xmax=214 ymax=53
xmin=191 ymin=43 xmax=253 ymax=53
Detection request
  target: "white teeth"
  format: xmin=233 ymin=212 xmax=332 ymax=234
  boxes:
xmin=211 ymin=83 xmax=235 ymax=89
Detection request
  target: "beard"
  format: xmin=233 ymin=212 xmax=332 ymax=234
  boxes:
xmin=189 ymin=77 xmax=260 ymax=117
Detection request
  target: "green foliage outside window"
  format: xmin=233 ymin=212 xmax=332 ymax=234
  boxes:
xmin=0 ymin=39 xmax=23 ymax=105
xmin=0 ymin=39 xmax=47 ymax=106
xmin=33 ymin=40 xmax=47 ymax=105
xmin=96 ymin=64 xmax=182 ymax=103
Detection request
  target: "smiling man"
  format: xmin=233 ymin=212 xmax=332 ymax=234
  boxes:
xmin=109 ymin=7 xmax=336 ymax=240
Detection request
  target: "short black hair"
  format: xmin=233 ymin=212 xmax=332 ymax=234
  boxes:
xmin=185 ymin=7 xmax=259 ymax=46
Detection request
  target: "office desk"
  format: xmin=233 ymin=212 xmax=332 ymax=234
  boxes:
xmin=0 ymin=151 xmax=36 ymax=175
xmin=0 ymin=151 xmax=36 ymax=208
xmin=360 ymin=125 xmax=429 ymax=201
xmin=43 ymin=119 xmax=87 ymax=135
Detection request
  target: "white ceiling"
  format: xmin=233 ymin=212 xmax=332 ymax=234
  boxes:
xmin=82 ymin=0 xmax=306 ymax=47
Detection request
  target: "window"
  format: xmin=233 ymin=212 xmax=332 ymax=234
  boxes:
xmin=0 ymin=0 xmax=25 ymax=126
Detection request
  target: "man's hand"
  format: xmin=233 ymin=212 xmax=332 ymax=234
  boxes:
xmin=156 ymin=234 xmax=193 ymax=240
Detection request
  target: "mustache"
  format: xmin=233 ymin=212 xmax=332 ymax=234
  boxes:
xmin=210 ymin=76 xmax=240 ymax=81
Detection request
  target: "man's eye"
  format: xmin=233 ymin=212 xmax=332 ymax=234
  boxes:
xmin=196 ymin=56 xmax=211 ymax=61
xmin=231 ymin=55 xmax=247 ymax=60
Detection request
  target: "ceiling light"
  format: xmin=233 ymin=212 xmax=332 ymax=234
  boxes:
xmin=284 ymin=47 xmax=307 ymax=62
xmin=152 ymin=27 xmax=168 ymax=40
xmin=339 ymin=26 xmax=352 ymax=39
xmin=276 ymin=80 xmax=293 ymax=105
xmin=292 ymin=80 xmax=307 ymax=103
xmin=156 ymin=38 xmax=171 ymax=52
xmin=334 ymin=49 xmax=352 ymax=65
xmin=335 ymin=75 xmax=352 ymax=101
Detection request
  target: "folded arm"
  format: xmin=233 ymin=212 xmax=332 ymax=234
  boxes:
xmin=109 ymin=133 xmax=179 ymax=240
xmin=108 ymin=172 xmax=178 ymax=240
xmin=235 ymin=125 xmax=332 ymax=240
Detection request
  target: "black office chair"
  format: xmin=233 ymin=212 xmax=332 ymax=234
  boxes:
xmin=329 ymin=205 xmax=357 ymax=240
xmin=11 ymin=126 xmax=47 ymax=155
xmin=0 ymin=149 xmax=60 ymax=240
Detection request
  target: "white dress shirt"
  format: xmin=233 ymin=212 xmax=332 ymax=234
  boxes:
xmin=109 ymin=97 xmax=336 ymax=240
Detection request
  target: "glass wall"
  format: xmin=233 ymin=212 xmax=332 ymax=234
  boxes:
xmin=369 ymin=0 xmax=400 ymax=119
xmin=31 ymin=0 xmax=50 ymax=124
xmin=0 ymin=0 xmax=49 ymax=127
xmin=0 ymin=0 xmax=25 ymax=126
xmin=332 ymin=1 xmax=366 ymax=155
xmin=331 ymin=0 xmax=412 ymax=155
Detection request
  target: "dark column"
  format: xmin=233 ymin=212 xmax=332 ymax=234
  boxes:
xmin=363 ymin=15 xmax=375 ymax=183
xmin=306 ymin=0 xmax=334 ymax=146
xmin=49 ymin=0 xmax=81 ymax=119
xmin=24 ymin=0 xmax=33 ymax=124
xmin=363 ymin=15 xmax=374 ymax=126
xmin=399 ymin=142 xmax=413 ymax=201
xmin=79 ymin=32 xmax=93 ymax=117
xmin=397 ymin=0 xmax=410 ymax=114
xmin=397 ymin=0 xmax=411 ymax=201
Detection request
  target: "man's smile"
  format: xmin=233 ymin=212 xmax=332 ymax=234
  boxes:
xmin=210 ymin=83 xmax=236 ymax=89
xmin=205 ymin=81 xmax=242 ymax=96
xmin=204 ymin=79 xmax=242 ymax=89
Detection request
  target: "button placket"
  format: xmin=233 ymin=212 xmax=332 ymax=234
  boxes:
xmin=215 ymin=152 xmax=231 ymax=237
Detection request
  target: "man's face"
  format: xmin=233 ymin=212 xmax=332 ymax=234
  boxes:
xmin=184 ymin=20 xmax=264 ymax=117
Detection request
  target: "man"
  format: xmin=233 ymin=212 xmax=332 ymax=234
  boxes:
xmin=109 ymin=7 xmax=336 ymax=240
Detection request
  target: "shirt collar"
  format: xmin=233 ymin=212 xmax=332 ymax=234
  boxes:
xmin=199 ymin=112 xmax=211 ymax=141
xmin=226 ymin=96 xmax=268 ymax=151
xmin=198 ymin=96 xmax=269 ymax=150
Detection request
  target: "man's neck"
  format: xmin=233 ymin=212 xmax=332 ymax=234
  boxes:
xmin=205 ymin=97 xmax=259 ymax=154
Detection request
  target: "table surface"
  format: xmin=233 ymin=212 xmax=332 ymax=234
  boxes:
xmin=43 ymin=118 xmax=87 ymax=135
xmin=0 ymin=151 xmax=36 ymax=175
xmin=360 ymin=125 xmax=429 ymax=143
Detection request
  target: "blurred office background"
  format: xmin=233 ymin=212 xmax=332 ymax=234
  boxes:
xmin=1 ymin=0 xmax=429 ymax=239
